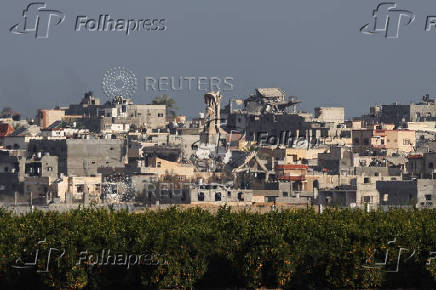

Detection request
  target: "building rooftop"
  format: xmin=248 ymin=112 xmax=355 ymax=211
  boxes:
xmin=255 ymin=88 xmax=285 ymax=99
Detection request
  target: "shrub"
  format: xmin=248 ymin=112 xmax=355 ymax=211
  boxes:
xmin=0 ymin=207 xmax=434 ymax=289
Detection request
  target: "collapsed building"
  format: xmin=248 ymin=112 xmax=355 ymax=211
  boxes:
xmin=39 ymin=92 xmax=167 ymax=133
xmin=223 ymin=88 xmax=346 ymax=145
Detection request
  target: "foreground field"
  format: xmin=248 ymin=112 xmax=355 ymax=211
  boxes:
xmin=0 ymin=207 xmax=435 ymax=289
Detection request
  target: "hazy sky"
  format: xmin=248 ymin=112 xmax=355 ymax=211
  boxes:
xmin=1 ymin=0 xmax=436 ymax=119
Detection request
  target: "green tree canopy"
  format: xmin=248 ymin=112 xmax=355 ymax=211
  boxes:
xmin=152 ymin=95 xmax=178 ymax=118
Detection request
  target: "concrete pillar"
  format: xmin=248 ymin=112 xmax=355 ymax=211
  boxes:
xmin=313 ymin=187 xmax=319 ymax=199
xmin=65 ymin=191 xmax=73 ymax=204
xmin=83 ymin=192 xmax=89 ymax=205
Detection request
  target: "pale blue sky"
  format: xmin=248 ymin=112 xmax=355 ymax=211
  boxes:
xmin=1 ymin=0 xmax=436 ymax=119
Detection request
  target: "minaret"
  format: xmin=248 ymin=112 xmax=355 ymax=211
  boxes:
xmin=201 ymin=91 xmax=224 ymax=145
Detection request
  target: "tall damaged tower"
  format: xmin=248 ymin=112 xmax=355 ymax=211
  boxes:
xmin=200 ymin=91 xmax=227 ymax=145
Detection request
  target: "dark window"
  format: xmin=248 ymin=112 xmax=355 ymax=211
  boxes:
xmin=198 ymin=192 xmax=205 ymax=201
xmin=215 ymin=192 xmax=221 ymax=201
xmin=353 ymin=138 xmax=360 ymax=145
xmin=238 ymin=192 xmax=244 ymax=201
xmin=363 ymin=138 xmax=370 ymax=145
xmin=266 ymin=196 xmax=276 ymax=202
xmin=429 ymin=162 xmax=434 ymax=169
xmin=364 ymin=177 xmax=370 ymax=184
xmin=363 ymin=196 xmax=371 ymax=203
xmin=425 ymin=194 xmax=432 ymax=201
xmin=283 ymin=191 xmax=288 ymax=197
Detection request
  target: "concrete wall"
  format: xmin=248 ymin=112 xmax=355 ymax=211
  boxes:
xmin=381 ymin=104 xmax=410 ymax=124
xmin=385 ymin=130 xmax=415 ymax=153
xmin=376 ymin=180 xmax=417 ymax=208
xmin=416 ymin=179 xmax=436 ymax=208
xmin=190 ymin=186 xmax=253 ymax=203
xmin=126 ymin=105 xmax=166 ymax=129
xmin=38 ymin=109 xmax=65 ymax=129
xmin=410 ymin=103 xmax=436 ymax=122
xmin=314 ymin=107 xmax=345 ymax=123
xmin=352 ymin=129 xmax=373 ymax=153
xmin=66 ymin=139 xmax=126 ymax=176
xmin=28 ymin=139 xmax=126 ymax=176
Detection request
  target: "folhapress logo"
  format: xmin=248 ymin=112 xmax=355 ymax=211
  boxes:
xmin=10 ymin=2 xmax=65 ymax=39
xmin=361 ymin=2 xmax=415 ymax=39
xmin=10 ymin=2 xmax=167 ymax=39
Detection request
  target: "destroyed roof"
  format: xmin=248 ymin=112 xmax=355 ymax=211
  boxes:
xmin=255 ymin=88 xmax=285 ymax=98
xmin=0 ymin=123 xmax=14 ymax=137
xmin=47 ymin=120 xmax=65 ymax=129
xmin=9 ymin=125 xmax=40 ymax=137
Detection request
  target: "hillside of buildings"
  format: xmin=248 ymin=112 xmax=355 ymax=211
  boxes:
xmin=1 ymin=89 xmax=436 ymax=210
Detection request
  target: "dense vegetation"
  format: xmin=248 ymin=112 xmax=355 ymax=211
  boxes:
xmin=0 ymin=207 xmax=435 ymax=289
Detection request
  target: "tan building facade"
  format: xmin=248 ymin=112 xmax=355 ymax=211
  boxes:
xmin=37 ymin=109 xmax=66 ymax=129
